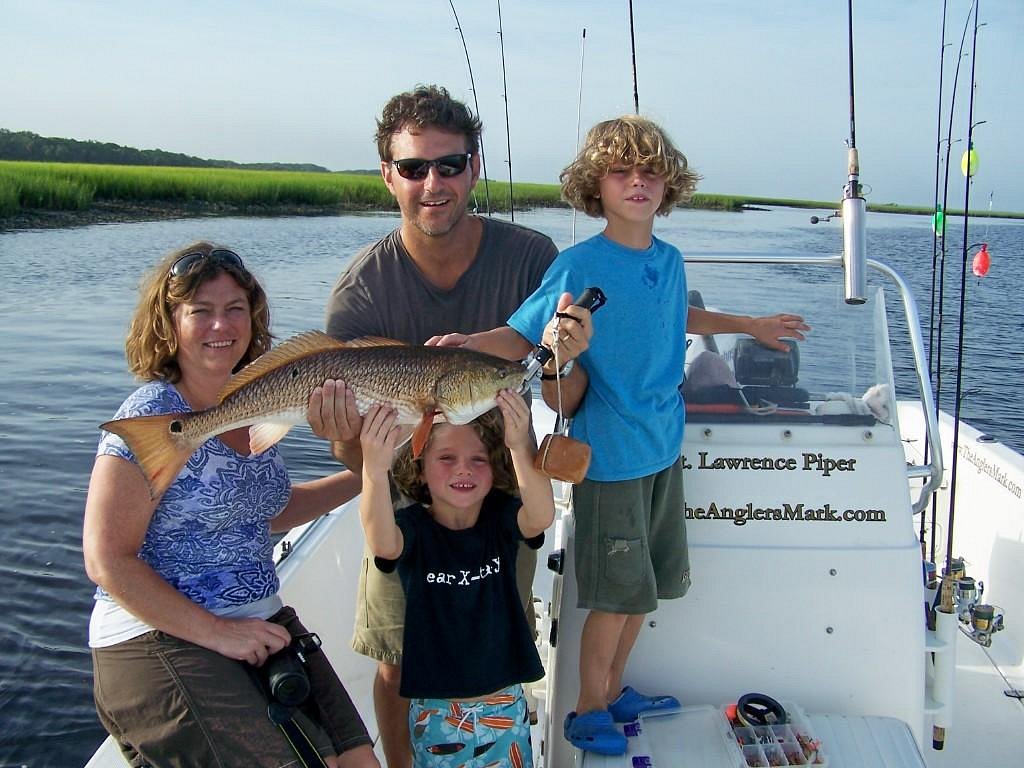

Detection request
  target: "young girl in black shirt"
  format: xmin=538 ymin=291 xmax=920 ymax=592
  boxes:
xmin=358 ymin=390 xmax=554 ymax=767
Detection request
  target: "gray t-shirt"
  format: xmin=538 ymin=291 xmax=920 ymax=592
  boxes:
xmin=325 ymin=217 xmax=557 ymax=344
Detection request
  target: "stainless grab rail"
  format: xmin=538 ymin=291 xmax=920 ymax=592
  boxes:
xmin=683 ymin=251 xmax=943 ymax=514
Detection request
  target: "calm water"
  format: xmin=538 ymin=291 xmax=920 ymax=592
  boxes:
xmin=0 ymin=207 xmax=1021 ymax=767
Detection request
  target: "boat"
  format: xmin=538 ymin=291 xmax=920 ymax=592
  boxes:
xmin=85 ymin=6 xmax=1024 ymax=767
xmin=84 ymin=237 xmax=1024 ymax=766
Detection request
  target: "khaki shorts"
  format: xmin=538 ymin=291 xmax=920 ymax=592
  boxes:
xmin=92 ymin=606 xmax=371 ymax=767
xmin=573 ymin=459 xmax=690 ymax=614
xmin=352 ymin=540 xmax=539 ymax=665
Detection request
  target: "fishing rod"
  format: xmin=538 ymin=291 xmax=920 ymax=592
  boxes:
xmin=448 ymin=0 xmax=491 ymax=215
xmin=929 ymin=0 xmax=977 ymax=563
xmin=571 ymin=27 xmax=586 ymax=245
xmin=496 ymin=0 xmax=514 ymax=221
xmin=927 ymin=0 xmax=950 ymax=375
xmin=841 ymin=0 xmax=866 ymax=304
xmin=921 ymin=0 xmax=949 ymax=559
xmin=943 ymin=0 xmax=982 ymax=580
xmin=628 ymin=0 xmax=639 ymax=112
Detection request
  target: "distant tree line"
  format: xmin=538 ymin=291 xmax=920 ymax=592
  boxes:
xmin=0 ymin=129 xmax=330 ymax=173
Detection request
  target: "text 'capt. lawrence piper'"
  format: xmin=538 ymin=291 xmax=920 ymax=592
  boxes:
xmin=682 ymin=452 xmax=857 ymax=477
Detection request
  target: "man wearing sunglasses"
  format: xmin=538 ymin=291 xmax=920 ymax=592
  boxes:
xmin=312 ymin=84 xmax=558 ymax=768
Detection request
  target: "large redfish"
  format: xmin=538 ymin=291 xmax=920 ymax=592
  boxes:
xmin=101 ymin=331 xmax=527 ymax=499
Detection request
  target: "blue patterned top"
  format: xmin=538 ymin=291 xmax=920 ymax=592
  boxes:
xmin=94 ymin=381 xmax=291 ymax=610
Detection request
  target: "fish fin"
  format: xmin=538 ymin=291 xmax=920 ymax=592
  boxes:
xmin=217 ymin=331 xmax=345 ymax=402
xmin=392 ymin=424 xmax=415 ymax=450
xmin=100 ymin=414 xmax=197 ymax=500
xmin=410 ymin=411 xmax=437 ymax=458
xmin=249 ymin=422 xmax=294 ymax=454
xmin=342 ymin=336 xmax=409 ymax=348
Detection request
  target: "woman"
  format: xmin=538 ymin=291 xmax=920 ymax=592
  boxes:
xmin=83 ymin=241 xmax=379 ymax=768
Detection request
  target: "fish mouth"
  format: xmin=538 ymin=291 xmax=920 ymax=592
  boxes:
xmin=496 ymin=362 xmax=531 ymax=395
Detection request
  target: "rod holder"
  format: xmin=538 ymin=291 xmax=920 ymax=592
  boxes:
xmin=842 ymin=147 xmax=867 ymax=304
xmin=931 ymin=606 xmax=959 ymax=748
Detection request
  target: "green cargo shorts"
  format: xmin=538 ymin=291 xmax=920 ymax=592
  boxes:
xmin=573 ymin=458 xmax=690 ymax=614
xmin=352 ymin=539 xmax=539 ymax=665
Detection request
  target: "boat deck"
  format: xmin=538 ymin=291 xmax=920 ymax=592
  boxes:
xmin=580 ymin=708 xmax=926 ymax=768
xmin=541 ymin=625 xmax=1024 ymax=767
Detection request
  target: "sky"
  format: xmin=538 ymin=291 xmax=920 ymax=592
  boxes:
xmin=2 ymin=0 xmax=1022 ymax=211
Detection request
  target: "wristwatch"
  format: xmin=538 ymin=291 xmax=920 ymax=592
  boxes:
xmin=541 ymin=359 xmax=574 ymax=381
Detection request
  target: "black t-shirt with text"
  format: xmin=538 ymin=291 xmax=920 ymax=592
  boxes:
xmin=376 ymin=491 xmax=544 ymax=699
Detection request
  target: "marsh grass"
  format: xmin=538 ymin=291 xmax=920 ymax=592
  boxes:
xmin=0 ymin=161 xmax=396 ymax=215
xmin=2 ymin=161 xmax=1020 ymax=221
xmin=0 ymin=161 xmax=760 ymax=217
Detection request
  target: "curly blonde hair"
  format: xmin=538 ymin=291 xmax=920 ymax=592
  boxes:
xmin=392 ymin=409 xmax=519 ymax=506
xmin=560 ymin=115 xmax=701 ymax=218
xmin=125 ymin=241 xmax=272 ymax=382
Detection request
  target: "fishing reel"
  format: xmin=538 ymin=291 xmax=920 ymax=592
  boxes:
xmin=954 ymin=578 xmax=1005 ymax=647
xmin=520 ymin=286 xmax=606 ymax=387
xmin=966 ymin=603 xmax=1004 ymax=648
xmin=939 ymin=559 xmax=1006 ymax=648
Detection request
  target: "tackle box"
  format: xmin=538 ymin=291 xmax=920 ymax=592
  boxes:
xmin=717 ymin=702 xmax=828 ymax=767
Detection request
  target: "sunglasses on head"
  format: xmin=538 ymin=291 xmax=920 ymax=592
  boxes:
xmin=390 ymin=153 xmax=472 ymax=180
xmin=169 ymin=249 xmax=246 ymax=278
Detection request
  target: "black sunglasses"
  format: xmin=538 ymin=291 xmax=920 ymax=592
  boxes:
xmin=391 ymin=153 xmax=472 ymax=180
xmin=169 ymin=248 xmax=246 ymax=278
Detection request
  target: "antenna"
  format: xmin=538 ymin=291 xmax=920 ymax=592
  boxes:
xmin=628 ymin=0 xmax=639 ymax=112
xmin=571 ymin=28 xmax=586 ymax=245
xmin=449 ymin=1 xmax=491 ymax=215
xmin=841 ymin=0 xmax=867 ymax=304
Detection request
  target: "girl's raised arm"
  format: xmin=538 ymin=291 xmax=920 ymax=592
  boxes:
xmin=358 ymin=404 xmax=404 ymax=560
xmin=497 ymin=390 xmax=555 ymax=539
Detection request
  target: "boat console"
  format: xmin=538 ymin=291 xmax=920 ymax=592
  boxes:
xmin=541 ymin=252 xmax=946 ymax=767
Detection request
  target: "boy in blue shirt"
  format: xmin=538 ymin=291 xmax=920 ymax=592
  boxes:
xmin=507 ymin=115 xmax=809 ymax=755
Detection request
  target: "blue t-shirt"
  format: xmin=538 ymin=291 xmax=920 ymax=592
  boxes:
xmin=509 ymin=233 xmax=688 ymax=481
xmin=94 ymin=381 xmax=291 ymax=609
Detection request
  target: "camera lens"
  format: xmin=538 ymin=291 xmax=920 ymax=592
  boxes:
xmin=266 ymin=650 xmax=311 ymax=707
xmin=271 ymin=670 xmax=310 ymax=707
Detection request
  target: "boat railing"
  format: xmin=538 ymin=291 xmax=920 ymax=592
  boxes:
xmin=684 ymin=251 xmax=943 ymax=513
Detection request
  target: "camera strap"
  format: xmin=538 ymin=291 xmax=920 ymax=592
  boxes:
xmin=267 ymin=701 xmax=330 ymax=768
xmin=243 ymin=664 xmax=329 ymax=768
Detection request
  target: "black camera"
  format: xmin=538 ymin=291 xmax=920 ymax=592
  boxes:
xmin=264 ymin=632 xmax=321 ymax=708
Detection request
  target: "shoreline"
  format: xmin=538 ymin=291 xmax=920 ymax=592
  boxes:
xmin=0 ymin=200 xmax=387 ymax=232
xmin=3 ymin=199 xmax=1021 ymax=233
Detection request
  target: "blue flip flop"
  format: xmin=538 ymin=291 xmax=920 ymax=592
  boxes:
xmin=608 ymin=686 xmax=682 ymax=723
xmin=563 ymin=710 xmax=628 ymax=755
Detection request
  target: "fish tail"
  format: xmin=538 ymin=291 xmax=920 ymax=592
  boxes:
xmin=100 ymin=413 xmax=198 ymax=500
